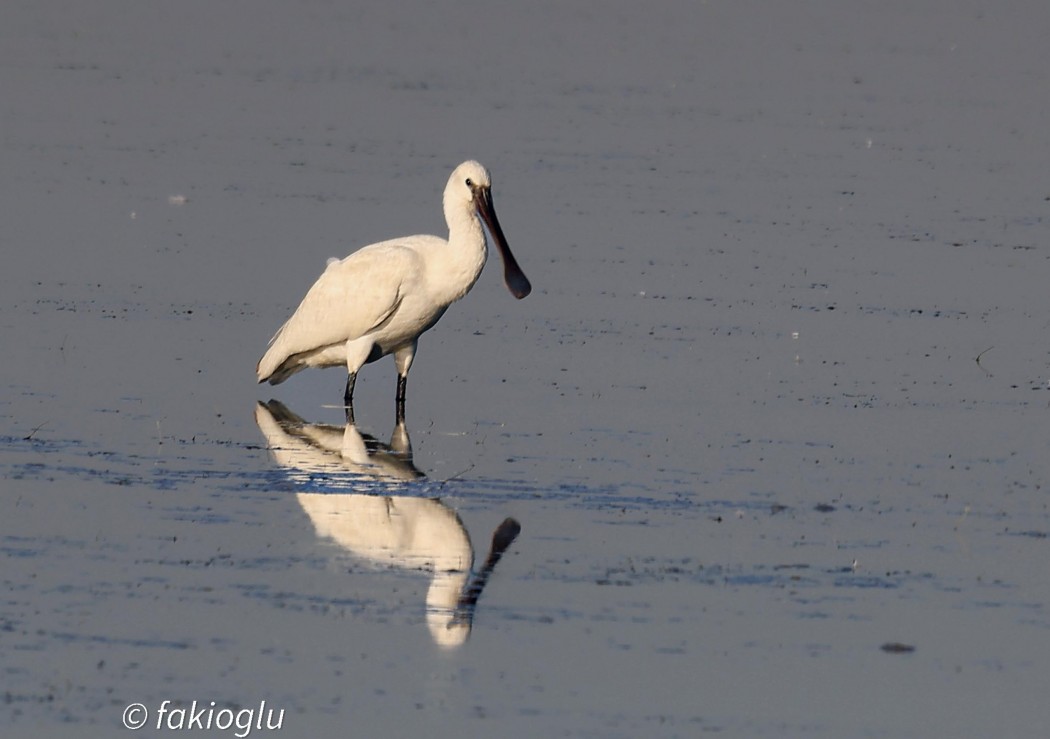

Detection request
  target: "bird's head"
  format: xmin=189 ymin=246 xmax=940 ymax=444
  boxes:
xmin=444 ymin=160 xmax=531 ymax=299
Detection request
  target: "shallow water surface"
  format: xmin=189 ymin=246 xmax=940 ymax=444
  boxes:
xmin=3 ymin=2 xmax=1050 ymax=737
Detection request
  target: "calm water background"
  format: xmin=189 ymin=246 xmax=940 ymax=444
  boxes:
xmin=3 ymin=1 xmax=1050 ymax=736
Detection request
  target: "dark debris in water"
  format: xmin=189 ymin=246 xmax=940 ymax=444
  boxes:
xmin=13 ymin=281 xmax=260 ymax=323
xmin=1007 ymin=530 xmax=1048 ymax=539
xmin=584 ymin=558 xmax=926 ymax=592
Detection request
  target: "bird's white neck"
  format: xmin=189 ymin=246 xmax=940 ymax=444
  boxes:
xmin=435 ymin=204 xmax=488 ymax=304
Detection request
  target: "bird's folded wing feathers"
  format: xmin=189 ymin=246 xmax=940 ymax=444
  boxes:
xmin=264 ymin=244 xmax=422 ymax=360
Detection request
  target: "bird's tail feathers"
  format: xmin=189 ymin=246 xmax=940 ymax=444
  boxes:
xmin=256 ymin=342 xmax=299 ymax=385
xmin=256 ymin=320 xmax=294 ymax=383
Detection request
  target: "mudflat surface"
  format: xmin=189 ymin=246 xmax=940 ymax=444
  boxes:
xmin=3 ymin=2 xmax=1050 ymax=737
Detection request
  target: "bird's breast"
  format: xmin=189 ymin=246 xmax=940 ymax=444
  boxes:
xmin=367 ymin=293 xmax=450 ymax=354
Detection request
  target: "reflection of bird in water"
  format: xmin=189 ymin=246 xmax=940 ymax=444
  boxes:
xmin=255 ymin=161 xmax=531 ymax=423
xmin=254 ymin=398 xmax=423 ymax=484
xmin=254 ymin=400 xmax=520 ymax=648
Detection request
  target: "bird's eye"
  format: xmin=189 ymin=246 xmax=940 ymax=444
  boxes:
xmin=465 ymin=178 xmax=473 ymax=188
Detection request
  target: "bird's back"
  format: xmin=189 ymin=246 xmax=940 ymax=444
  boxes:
xmin=256 ymin=241 xmax=430 ymax=383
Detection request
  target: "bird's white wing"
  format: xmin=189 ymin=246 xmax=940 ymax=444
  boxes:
xmin=258 ymin=243 xmax=424 ymax=379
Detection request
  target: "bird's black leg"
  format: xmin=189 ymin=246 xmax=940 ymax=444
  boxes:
xmin=344 ymin=372 xmax=357 ymax=424
xmin=395 ymin=374 xmax=408 ymax=424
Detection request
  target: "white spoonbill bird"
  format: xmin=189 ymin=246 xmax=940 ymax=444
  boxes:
xmin=256 ymin=160 xmax=531 ymax=420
